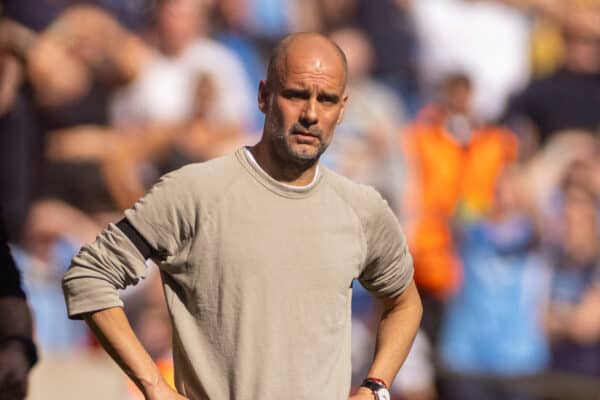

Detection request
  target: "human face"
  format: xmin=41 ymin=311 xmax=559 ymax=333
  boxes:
xmin=157 ymin=0 xmax=204 ymax=56
xmin=259 ymin=50 xmax=348 ymax=166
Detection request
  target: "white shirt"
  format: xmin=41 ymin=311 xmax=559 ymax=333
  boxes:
xmin=412 ymin=0 xmax=531 ymax=120
xmin=111 ymin=38 xmax=255 ymax=128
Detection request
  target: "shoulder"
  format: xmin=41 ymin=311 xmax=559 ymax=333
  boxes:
xmin=323 ymin=168 xmax=391 ymax=222
xmin=160 ymin=151 xmax=244 ymax=199
xmin=184 ymin=38 xmax=246 ymax=68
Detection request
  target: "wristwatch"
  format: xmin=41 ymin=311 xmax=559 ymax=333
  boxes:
xmin=360 ymin=378 xmax=390 ymax=400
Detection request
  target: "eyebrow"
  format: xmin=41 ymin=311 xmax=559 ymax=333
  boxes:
xmin=281 ymin=87 xmax=341 ymax=103
xmin=317 ymin=91 xmax=340 ymax=103
xmin=281 ymin=88 xmax=311 ymax=99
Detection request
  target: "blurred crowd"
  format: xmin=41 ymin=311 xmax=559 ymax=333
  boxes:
xmin=1 ymin=0 xmax=600 ymax=399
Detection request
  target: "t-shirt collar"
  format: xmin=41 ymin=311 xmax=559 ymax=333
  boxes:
xmin=236 ymin=147 xmax=324 ymax=198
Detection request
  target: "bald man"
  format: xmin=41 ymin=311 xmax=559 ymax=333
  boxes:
xmin=62 ymin=33 xmax=421 ymax=400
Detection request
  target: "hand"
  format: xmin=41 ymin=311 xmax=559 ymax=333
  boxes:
xmin=26 ymin=34 xmax=90 ymax=107
xmin=349 ymin=386 xmax=375 ymax=400
xmin=0 ymin=53 xmax=23 ymax=117
xmin=144 ymin=379 xmax=190 ymax=400
xmin=0 ymin=341 xmax=31 ymax=400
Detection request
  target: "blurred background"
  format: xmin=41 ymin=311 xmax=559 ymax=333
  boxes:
xmin=1 ymin=0 xmax=600 ymax=399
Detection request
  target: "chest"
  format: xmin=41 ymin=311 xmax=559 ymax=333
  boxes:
xmin=190 ymin=190 xmax=365 ymax=296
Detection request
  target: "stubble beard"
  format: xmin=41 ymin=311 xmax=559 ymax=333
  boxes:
xmin=267 ymin=118 xmax=329 ymax=169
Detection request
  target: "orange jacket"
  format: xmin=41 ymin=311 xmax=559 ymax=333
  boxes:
xmin=402 ymin=105 xmax=518 ymax=298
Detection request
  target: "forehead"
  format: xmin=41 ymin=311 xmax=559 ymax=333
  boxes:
xmin=280 ymin=44 xmax=346 ymax=92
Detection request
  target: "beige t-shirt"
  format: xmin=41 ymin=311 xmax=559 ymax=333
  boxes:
xmin=62 ymin=148 xmax=413 ymax=400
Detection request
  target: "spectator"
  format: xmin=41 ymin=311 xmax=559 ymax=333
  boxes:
xmin=0 ymin=209 xmax=38 ymax=400
xmin=0 ymin=74 xmax=41 ymax=240
xmin=0 ymin=0 xmax=152 ymax=32
xmin=213 ymin=0 xmax=266 ymax=132
xmin=413 ymin=0 xmax=531 ymax=121
xmin=402 ymin=73 xmax=518 ymax=303
xmin=356 ymin=0 xmax=421 ymax=116
xmin=439 ymin=166 xmax=549 ymax=400
xmin=544 ymin=163 xmax=600 ymax=377
xmin=328 ymin=27 xmax=407 ymax=208
xmin=12 ymin=200 xmax=101 ymax=351
xmin=505 ymin=3 xmax=600 ymax=147
xmin=523 ymin=130 xmax=599 ymax=218
xmin=110 ymin=0 xmax=254 ymax=130
xmin=238 ymin=0 xmax=293 ymax=42
xmin=0 ymin=7 xmax=148 ymax=224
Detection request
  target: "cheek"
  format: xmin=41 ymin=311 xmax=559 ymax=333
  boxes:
xmin=265 ymin=99 xmax=284 ymax=127
xmin=275 ymin=102 xmax=302 ymax=128
xmin=322 ymin=108 xmax=343 ymax=133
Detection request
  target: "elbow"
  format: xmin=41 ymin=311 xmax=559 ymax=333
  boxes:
xmin=411 ymin=286 xmax=424 ymax=325
xmin=61 ymin=262 xmax=125 ymax=320
xmin=384 ymin=280 xmax=423 ymax=322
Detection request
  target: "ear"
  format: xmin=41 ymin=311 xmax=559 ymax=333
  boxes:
xmin=336 ymin=94 xmax=349 ymax=125
xmin=258 ymin=80 xmax=269 ymax=114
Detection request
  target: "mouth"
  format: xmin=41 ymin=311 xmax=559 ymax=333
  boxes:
xmin=291 ymin=130 xmax=320 ymax=143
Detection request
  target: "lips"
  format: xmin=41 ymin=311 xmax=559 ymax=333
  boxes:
xmin=292 ymin=131 xmax=320 ymax=144
xmin=292 ymin=129 xmax=320 ymax=139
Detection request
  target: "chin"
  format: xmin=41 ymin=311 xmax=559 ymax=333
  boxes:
xmin=289 ymin=145 xmax=321 ymax=161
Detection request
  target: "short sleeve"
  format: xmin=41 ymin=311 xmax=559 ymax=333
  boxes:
xmin=358 ymin=193 xmax=414 ymax=299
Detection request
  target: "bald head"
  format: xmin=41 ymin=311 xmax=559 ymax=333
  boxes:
xmin=266 ymin=32 xmax=348 ymax=91
xmin=256 ymin=32 xmax=349 ymax=172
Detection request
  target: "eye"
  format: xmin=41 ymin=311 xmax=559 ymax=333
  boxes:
xmin=282 ymin=89 xmax=310 ymax=100
xmin=317 ymin=94 xmax=339 ymax=105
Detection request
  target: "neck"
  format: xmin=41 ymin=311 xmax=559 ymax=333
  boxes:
xmin=250 ymin=140 xmax=319 ymax=187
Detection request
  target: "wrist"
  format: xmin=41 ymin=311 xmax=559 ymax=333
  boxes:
xmin=360 ymin=377 xmax=390 ymax=400
xmin=356 ymin=386 xmax=376 ymax=398
xmin=364 ymin=377 xmax=388 ymax=387
xmin=138 ymin=367 xmax=164 ymax=396
xmin=142 ymin=377 xmax=178 ymax=400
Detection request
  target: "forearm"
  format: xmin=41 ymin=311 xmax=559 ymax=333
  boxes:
xmin=0 ymin=19 xmax=36 ymax=61
xmin=366 ymin=281 xmax=422 ymax=387
xmin=85 ymin=307 xmax=164 ymax=396
xmin=64 ymin=225 xmax=187 ymax=399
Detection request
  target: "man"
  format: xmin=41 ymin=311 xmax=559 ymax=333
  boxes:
xmin=0 ymin=211 xmax=38 ymax=400
xmin=110 ymin=0 xmax=254 ymax=130
xmin=62 ymin=32 xmax=422 ymax=400
xmin=504 ymin=3 xmax=600 ymax=148
xmin=403 ymin=73 xmax=518 ymax=301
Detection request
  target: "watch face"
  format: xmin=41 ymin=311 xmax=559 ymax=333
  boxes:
xmin=376 ymin=388 xmax=391 ymax=400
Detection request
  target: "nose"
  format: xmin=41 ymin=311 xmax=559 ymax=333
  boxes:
xmin=299 ymin=98 xmax=318 ymax=128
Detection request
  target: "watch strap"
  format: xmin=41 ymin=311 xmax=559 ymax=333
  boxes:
xmin=361 ymin=377 xmax=390 ymax=399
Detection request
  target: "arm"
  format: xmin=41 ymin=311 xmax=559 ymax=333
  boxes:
xmin=545 ymin=286 xmax=600 ymax=345
xmin=0 ymin=298 xmax=35 ymax=400
xmin=354 ymin=189 xmax=422 ymax=398
xmin=351 ymin=281 xmax=422 ymax=399
xmin=84 ymin=307 xmax=187 ymax=400
xmin=61 ymin=221 xmax=188 ymax=400
xmin=62 ymin=168 xmax=198 ymax=398
xmin=0 ymin=19 xmax=36 ymax=60
xmin=0 ymin=53 xmax=23 ymax=117
xmin=63 ymin=222 xmax=189 ymax=400
xmin=0 ymin=215 xmax=36 ymax=400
